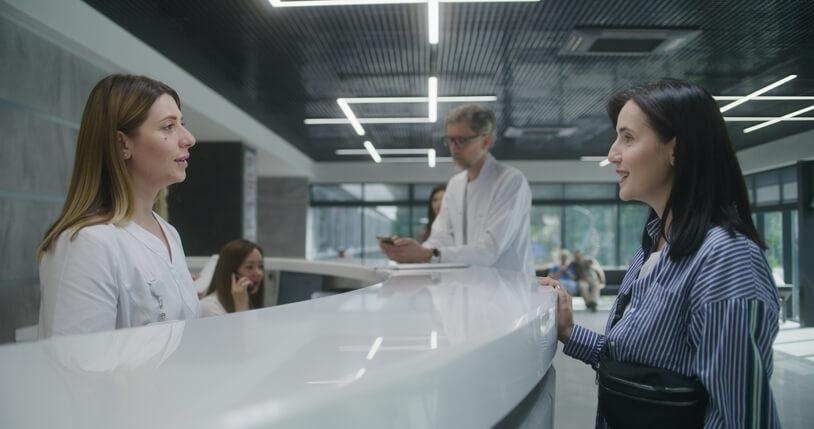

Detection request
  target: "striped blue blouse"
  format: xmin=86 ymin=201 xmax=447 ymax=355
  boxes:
xmin=564 ymin=216 xmax=781 ymax=428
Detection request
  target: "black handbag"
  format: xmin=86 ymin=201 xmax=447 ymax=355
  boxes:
xmin=597 ymin=292 xmax=709 ymax=429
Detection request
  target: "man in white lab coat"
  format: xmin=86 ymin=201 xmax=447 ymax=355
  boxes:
xmin=380 ymin=104 xmax=534 ymax=277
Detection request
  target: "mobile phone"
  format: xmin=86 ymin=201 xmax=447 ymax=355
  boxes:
xmin=376 ymin=235 xmax=396 ymax=245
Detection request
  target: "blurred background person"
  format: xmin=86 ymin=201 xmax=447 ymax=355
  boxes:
xmin=572 ymin=250 xmax=605 ymax=313
xmin=37 ymin=74 xmax=199 ymax=338
xmin=549 ymin=249 xmax=578 ymax=296
xmin=200 ymin=239 xmax=266 ymax=317
xmin=419 ymin=184 xmax=446 ymax=242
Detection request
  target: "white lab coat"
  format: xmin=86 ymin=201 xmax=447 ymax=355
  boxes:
xmin=424 ymin=154 xmax=534 ymax=276
xmin=38 ymin=214 xmax=200 ymax=338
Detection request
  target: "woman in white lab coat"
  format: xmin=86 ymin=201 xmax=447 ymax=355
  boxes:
xmin=37 ymin=74 xmax=200 ymax=338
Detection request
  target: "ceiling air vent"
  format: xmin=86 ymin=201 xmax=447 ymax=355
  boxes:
xmin=560 ymin=27 xmax=701 ymax=56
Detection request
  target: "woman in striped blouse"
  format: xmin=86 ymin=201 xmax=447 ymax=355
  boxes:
xmin=544 ymin=79 xmax=780 ymax=428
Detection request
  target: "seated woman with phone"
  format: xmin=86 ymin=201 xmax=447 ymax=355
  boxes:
xmin=200 ymin=239 xmax=266 ymax=317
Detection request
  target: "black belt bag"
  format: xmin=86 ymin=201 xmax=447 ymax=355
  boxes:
xmin=597 ymin=355 xmax=708 ymax=429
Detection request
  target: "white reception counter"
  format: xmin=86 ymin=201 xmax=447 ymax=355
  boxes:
xmin=0 ymin=260 xmax=558 ymax=428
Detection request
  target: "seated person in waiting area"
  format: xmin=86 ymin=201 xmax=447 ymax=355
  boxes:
xmin=572 ymin=250 xmax=605 ymax=313
xmin=200 ymin=239 xmax=265 ymax=317
xmin=548 ymin=250 xmax=578 ymax=295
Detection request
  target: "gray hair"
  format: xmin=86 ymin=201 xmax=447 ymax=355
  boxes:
xmin=445 ymin=103 xmax=496 ymax=137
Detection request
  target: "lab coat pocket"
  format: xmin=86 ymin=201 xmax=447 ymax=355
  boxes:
xmin=131 ymin=278 xmax=171 ymax=326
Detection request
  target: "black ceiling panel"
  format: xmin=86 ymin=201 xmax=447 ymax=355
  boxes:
xmin=83 ymin=0 xmax=814 ymax=162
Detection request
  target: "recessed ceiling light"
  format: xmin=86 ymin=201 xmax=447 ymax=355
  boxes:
xmin=718 ymin=75 xmax=797 ymax=113
xmin=723 ymin=117 xmax=814 ymax=122
xmin=428 ymin=0 xmax=439 ymax=44
xmin=363 ymin=140 xmax=382 ymax=162
xmin=743 ymin=105 xmax=814 ymax=133
xmin=337 ymin=98 xmax=365 ymax=135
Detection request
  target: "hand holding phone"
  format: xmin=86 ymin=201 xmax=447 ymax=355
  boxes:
xmin=376 ymin=235 xmax=397 ymax=245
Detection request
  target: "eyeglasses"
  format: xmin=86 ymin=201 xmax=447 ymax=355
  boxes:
xmin=441 ymin=134 xmax=485 ymax=148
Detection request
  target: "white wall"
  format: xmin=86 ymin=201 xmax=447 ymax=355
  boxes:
xmin=0 ymin=0 xmax=313 ymax=177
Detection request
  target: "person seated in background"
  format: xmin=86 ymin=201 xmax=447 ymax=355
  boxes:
xmin=572 ymin=250 xmax=605 ymax=312
xmin=548 ymin=250 xmax=578 ymax=296
xmin=37 ymin=74 xmax=199 ymax=338
xmin=419 ymin=184 xmax=446 ymax=242
xmin=200 ymin=239 xmax=266 ymax=317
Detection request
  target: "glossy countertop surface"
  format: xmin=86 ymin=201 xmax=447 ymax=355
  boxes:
xmin=0 ymin=263 xmax=557 ymax=429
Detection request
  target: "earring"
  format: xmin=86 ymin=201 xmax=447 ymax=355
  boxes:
xmin=123 ymin=153 xmax=131 ymax=160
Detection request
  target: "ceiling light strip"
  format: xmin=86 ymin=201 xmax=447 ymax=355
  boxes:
xmin=363 ymin=140 xmax=382 ymax=162
xmin=428 ymin=149 xmax=436 ymax=167
xmin=743 ymin=105 xmax=814 ymax=133
xmin=724 ymin=117 xmax=814 ymax=122
xmin=270 ymin=0 xmax=425 ymax=7
xmin=307 ymin=117 xmax=433 ymax=124
xmin=718 ymin=75 xmax=797 ymax=113
xmin=337 ymin=98 xmax=365 ymax=135
xmin=428 ymin=0 xmax=439 ymax=44
xmin=428 ymin=77 xmax=438 ymax=122
xmin=341 ymin=95 xmax=497 ymax=104
xmin=270 ymin=0 xmax=538 ymax=6
xmin=715 ymin=96 xmax=814 ymax=101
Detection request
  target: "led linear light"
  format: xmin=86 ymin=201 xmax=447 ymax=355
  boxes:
xmin=724 ymin=117 xmax=814 ymax=122
xmin=337 ymin=98 xmax=365 ymax=135
xmin=718 ymin=75 xmax=797 ymax=113
xmin=428 ymin=148 xmax=436 ymax=167
xmin=269 ymin=0 xmax=538 ymax=7
xmin=342 ymin=95 xmax=497 ymax=104
xmin=306 ymin=96 xmax=498 ymax=124
xmin=428 ymin=0 xmax=439 ymax=44
xmin=743 ymin=105 xmax=814 ymax=133
xmin=363 ymin=140 xmax=382 ymax=162
xmin=715 ymin=96 xmax=814 ymax=101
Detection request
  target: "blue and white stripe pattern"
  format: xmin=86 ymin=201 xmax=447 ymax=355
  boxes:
xmin=564 ymin=216 xmax=781 ymax=428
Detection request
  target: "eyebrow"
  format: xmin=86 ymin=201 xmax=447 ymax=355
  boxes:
xmin=159 ymin=115 xmax=181 ymax=122
xmin=617 ymin=126 xmax=634 ymax=134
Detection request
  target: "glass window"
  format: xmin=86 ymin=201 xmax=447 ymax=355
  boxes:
xmin=308 ymin=207 xmax=362 ymax=260
xmin=530 ymin=205 xmax=562 ymax=266
xmin=311 ymin=184 xmax=362 ymax=202
xmin=781 ymin=165 xmax=798 ymax=203
xmin=530 ymin=184 xmax=564 ymax=200
xmin=564 ymin=183 xmax=617 ymax=200
xmin=564 ymin=205 xmax=617 ymax=266
xmin=363 ymin=206 xmax=413 ymax=260
xmin=363 ymin=184 xmax=409 ymax=202
xmin=760 ymin=211 xmax=784 ymax=285
xmin=619 ymin=204 xmax=650 ymax=266
xmin=754 ymin=171 xmax=780 ymax=206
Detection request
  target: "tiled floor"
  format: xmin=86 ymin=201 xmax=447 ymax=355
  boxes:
xmin=553 ymin=298 xmax=813 ymax=429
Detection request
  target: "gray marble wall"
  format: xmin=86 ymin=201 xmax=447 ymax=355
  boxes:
xmin=0 ymin=15 xmax=110 ymax=342
xmin=257 ymin=177 xmax=308 ymax=258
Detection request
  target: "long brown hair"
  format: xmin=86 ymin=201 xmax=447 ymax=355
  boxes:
xmin=206 ymin=240 xmax=265 ymax=313
xmin=37 ymin=74 xmax=180 ymax=259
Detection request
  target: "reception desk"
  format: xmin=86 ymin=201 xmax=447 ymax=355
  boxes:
xmin=0 ymin=260 xmax=558 ymax=428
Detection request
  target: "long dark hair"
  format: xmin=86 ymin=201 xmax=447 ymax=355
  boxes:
xmin=427 ymin=184 xmax=446 ymax=229
xmin=606 ymin=78 xmax=764 ymax=260
xmin=206 ymin=239 xmax=265 ymax=312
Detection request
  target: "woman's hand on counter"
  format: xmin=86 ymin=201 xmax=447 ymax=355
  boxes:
xmin=537 ymin=276 xmax=574 ymax=343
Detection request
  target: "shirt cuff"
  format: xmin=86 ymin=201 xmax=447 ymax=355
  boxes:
xmin=562 ymin=325 xmax=605 ymax=366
